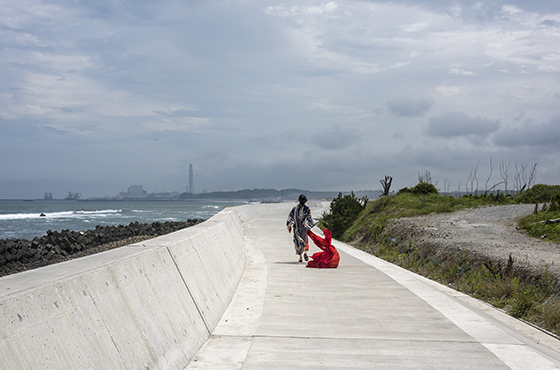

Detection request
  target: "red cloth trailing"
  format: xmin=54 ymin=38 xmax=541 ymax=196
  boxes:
xmin=306 ymin=229 xmax=339 ymax=268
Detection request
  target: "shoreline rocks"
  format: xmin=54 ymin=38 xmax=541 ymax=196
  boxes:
xmin=0 ymin=220 xmax=205 ymax=277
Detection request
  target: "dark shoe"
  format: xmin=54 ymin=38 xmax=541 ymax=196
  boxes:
xmin=304 ymin=253 xmax=308 ymax=261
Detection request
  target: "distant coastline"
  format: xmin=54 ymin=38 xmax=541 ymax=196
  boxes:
xmin=177 ymin=188 xmax=379 ymax=202
xmin=3 ymin=188 xmax=381 ymax=202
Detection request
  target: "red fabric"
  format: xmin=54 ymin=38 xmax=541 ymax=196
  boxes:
xmin=306 ymin=229 xmax=339 ymax=268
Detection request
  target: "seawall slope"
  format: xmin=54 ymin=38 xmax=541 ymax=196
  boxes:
xmin=0 ymin=203 xmax=298 ymax=370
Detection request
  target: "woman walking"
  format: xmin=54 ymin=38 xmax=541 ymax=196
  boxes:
xmin=287 ymin=194 xmax=316 ymax=262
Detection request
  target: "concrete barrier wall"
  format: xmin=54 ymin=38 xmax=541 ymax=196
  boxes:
xmin=0 ymin=203 xmax=298 ymax=370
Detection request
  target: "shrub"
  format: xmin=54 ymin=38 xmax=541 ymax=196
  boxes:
xmin=397 ymin=187 xmax=411 ymax=194
xmin=321 ymin=192 xmax=367 ymax=240
xmin=411 ymin=182 xmax=438 ymax=195
xmin=515 ymin=184 xmax=560 ymax=204
xmin=519 ymin=209 xmax=560 ymax=243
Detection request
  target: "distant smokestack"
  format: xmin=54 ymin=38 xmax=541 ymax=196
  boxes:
xmin=189 ymin=164 xmax=194 ymax=194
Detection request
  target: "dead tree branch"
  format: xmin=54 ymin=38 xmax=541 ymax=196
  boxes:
xmin=379 ymin=175 xmax=393 ymax=197
xmin=500 ymin=159 xmax=510 ymax=195
xmin=485 ymin=156 xmax=494 ymax=193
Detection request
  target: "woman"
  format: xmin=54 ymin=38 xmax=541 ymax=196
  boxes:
xmin=306 ymin=229 xmax=339 ymax=268
xmin=287 ymin=194 xmax=316 ymax=262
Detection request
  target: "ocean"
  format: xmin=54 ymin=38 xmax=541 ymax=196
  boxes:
xmin=0 ymin=200 xmax=247 ymax=241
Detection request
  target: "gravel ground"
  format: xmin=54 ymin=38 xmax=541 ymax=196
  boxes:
xmin=384 ymin=204 xmax=560 ymax=279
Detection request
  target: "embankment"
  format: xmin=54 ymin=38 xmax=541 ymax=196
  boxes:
xmin=0 ymin=203 xmax=297 ymax=370
xmin=0 ymin=220 xmax=205 ymax=277
xmin=381 ymin=204 xmax=560 ymax=279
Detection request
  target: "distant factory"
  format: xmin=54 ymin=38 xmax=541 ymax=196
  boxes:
xmin=122 ymin=185 xmax=148 ymax=199
xmin=114 ymin=185 xmax=180 ymax=200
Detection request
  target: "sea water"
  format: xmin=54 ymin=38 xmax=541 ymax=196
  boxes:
xmin=0 ymin=200 xmax=246 ymax=240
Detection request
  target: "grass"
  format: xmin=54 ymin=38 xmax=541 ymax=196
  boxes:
xmin=518 ymin=205 xmax=560 ymax=243
xmin=343 ymin=192 xmax=560 ymax=337
xmin=340 ymin=192 xmax=514 ymax=244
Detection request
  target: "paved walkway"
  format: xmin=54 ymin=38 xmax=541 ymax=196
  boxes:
xmin=186 ymin=206 xmax=560 ymax=369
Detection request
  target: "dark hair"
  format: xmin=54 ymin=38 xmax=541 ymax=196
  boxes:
xmin=298 ymin=194 xmax=307 ymax=205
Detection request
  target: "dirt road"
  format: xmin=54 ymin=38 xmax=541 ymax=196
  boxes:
xmin=384 ymin=204 xmax=560 ymax=279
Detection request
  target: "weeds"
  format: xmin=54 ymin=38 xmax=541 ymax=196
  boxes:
xmin=340 ymin=192 xmax=515 ymax=245
xmin=517 ymin=185 xmax=560 ymax=243
xmin=518 ymin=206 xmax=560 ymax=243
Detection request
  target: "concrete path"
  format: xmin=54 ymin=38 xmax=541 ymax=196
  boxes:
xmin=186 ymin=206 xmax=560 ymax=369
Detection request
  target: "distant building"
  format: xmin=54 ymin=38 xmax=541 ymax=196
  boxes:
xmin=122 ymin=185 xmax=148 ymax=199
xmin=148 ymin=191 xmax=180 ymax=200
xmin=44 ymin=192 xmax=53 ymax=200
xmin=64 ymin=191 xmax=81 ymax=200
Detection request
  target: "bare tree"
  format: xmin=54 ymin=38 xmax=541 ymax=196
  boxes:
xmin=488 ymin=181 xmax=503 ymax=192
xmin=499 ymin=159 xmax=510 ymax=194
xmin=379 ymin=175 xmax=393 ymax=197
xmin=464 ymin=161 xmax=481 ymax=195
xmin=473 ymin=160 xmax=480 ymax=194
xmin=514 ymin=162 xmax=538 ymax=193
xmin=464 ymin=163 xmax=477 ymax=195
xmin=513 ymin=163 xmax=521 ymax=193
xmin=528 ymin=162 xmax=538 ymax=189
xmin=443 ymin=178 xmax=452 ymax=195
xmin=465 ymin=169 xmax=473 ymax=195
xmin=513 ymin=163 xmax=529 ymax=193
xmin=418 ymin=170 xmax=432 ymax=184
xmin=485 ymin=156 xmax=494 ymax=193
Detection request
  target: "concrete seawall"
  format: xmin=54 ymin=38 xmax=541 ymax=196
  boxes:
xmin=0 ymin=203 xmax=311 ymax=369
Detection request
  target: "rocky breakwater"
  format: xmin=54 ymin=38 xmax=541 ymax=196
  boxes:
xmin=0 ymin=220 xmax=205 ymax=277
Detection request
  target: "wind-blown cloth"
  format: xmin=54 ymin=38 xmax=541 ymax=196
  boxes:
xmin=287 ymin=204 xmax=316 ymax=255
xmin=306 ymin=229 xmax=339 ymax=268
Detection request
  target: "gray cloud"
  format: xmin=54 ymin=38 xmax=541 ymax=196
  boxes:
xmin=541 ymin=20 xmax=560 ymax=28
xmin=426 ymin=112 xmax=500 ymax=138
xmin=493 ymin=117 xmax=560 ymax=148
xmin=311 ymin=125 xmax=362 ymax=150
xmin=1 ymin=0 xmax=559 ymax=199
xmin=387 ymin=98 xmax=433 ymax=117
xmin=366 ymin=0 xmax=560 ymax=20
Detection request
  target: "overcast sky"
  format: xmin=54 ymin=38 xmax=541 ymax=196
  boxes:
xmin=1 ymin=0 xmax=559 ymax=199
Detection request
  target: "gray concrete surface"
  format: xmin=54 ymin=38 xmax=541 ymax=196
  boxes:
xmin=0 ymin=204 xmax=290 ymax=370
xmin=186 ymin=205 xmax=560 ymax=370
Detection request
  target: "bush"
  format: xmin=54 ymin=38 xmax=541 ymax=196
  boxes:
xmin=397 ymin=187 xmax=411 ymax=194
xmin=515 ymin=184 xmax=560 ymax=204
xmin=411 ymin=182 xmax=438 ymax=195
xmin=321 ymin=192 xmax=367 ymax=240
xmin=518 ymin=196 xmax=560 ymax=243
